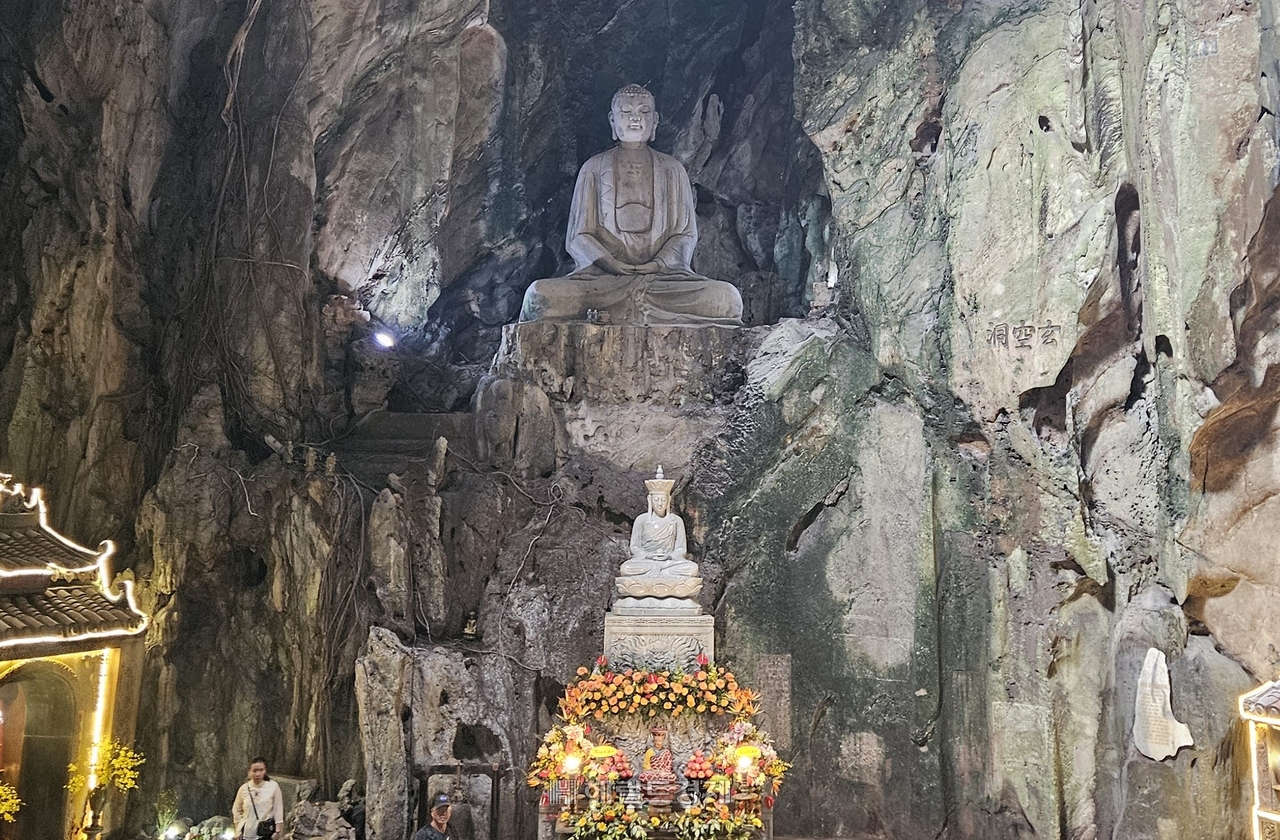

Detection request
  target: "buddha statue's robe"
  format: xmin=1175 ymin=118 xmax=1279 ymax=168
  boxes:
xmin=616 ymin=510 xmax=702 ymax=601
xmin=519 ymin=146 xmax=743 ymax=326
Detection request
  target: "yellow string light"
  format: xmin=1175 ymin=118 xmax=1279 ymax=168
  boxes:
xmin=85 ymin=648 xmax=113 ymax=790
xmin=0 ymin=480 xmax=149 ymax=648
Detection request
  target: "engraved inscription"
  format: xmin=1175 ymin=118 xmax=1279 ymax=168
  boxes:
xmin=1191 ymin=37 xmax=1218 ymax=58
xmin=1133 ymin=647 xmax=1193 ymax=760
xmin=986 ymin=320 xmax=1061 ymax=351
xmin=756 ymin=654 xmax=792 ymax=752
xmin=841 ymin=731 xmax=883 ymax=785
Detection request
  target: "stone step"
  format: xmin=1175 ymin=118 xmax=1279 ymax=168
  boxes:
xmin=331 ymin=412 xmax=477 ymax=486
xmin=332 ymin=411 xmax=474 ymax=450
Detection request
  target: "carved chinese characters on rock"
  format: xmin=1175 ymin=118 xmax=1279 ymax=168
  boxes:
xmin=986 ymin=319 xmax=1062 ymax=351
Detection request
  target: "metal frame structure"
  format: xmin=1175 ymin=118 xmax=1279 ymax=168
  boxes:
xmin=415 ymin=763 xmax=508 ymax=840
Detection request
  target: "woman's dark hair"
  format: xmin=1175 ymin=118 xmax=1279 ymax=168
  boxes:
xmin=249 ymin=757 xmax=271 ymax=780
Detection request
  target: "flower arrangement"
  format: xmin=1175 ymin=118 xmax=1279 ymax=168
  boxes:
xmin=530 ymin=655 xmax=785 ymax=839
xmin=528 ymin=724 xmax=594 ymax=787
xmin=562 ymin=801 xmax=649 ymax=840
xmin=67 ymin=739 xmax=145 ymax=795
xmin=709 ymin=721 xmax=788 ymax=797
xmin=665 ymin=799 xmax=764 ymax=840
xmin=558 ymin=655 xmax=761 ymax=723
xmin=562 ymin=797 xmax=763 ymax=840
xmin=0 ymin=782 xmax=20 ymax=822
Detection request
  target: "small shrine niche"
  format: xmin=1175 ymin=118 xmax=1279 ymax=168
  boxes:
xmin=528 ymin=470 xmax=785 ymax=840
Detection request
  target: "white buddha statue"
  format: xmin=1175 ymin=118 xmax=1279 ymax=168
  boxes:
xmin=614 ymin=468 xmax=702 ymax=614
xmin=519 ymin=85 xmax=743 ymax=327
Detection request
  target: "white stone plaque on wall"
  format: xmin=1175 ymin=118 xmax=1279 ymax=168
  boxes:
xmin=1133 ymin=647 xmax=1193 ymax=761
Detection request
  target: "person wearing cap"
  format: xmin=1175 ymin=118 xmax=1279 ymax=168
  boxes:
xmin=413 ymin=793 xmax=453 ymax=840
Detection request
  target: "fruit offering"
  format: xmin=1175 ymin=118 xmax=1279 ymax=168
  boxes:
xmin=610 ymin=751 xmax=634 ymax=780
xmin=683 ymin=750 xmax=714 ymax=780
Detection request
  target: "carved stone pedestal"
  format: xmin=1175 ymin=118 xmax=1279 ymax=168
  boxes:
xmin=491 ymin=322 xmax=751 ymax=406
xmin=603 ymin=614 xmax=714 ymax=671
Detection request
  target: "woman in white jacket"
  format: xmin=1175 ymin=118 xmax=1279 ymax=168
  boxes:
xmin=231 ymin=758 xmax=283 ymax=840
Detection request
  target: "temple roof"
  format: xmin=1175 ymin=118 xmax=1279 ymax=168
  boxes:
xmin=0 ymin=476 xmax=148 ymax=657
xmin=1242 ymin=680 xmax=1280 ymax=719
xmin=0 ymin=511 xmax=101 ymax=572
xmin=0 ymin=583 xmax=146 ymax=647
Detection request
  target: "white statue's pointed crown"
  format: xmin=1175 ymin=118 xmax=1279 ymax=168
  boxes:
xmin=644 ymin=466 xmax=675 ymax=496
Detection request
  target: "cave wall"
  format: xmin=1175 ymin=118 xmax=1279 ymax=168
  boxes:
xmin=771 ymin=0 xmax=1278 ymax=836
xmin=0 ymin=0 xmax=826 ymax=828
xmin=0 ymin=0 xmax=1278 ymax=838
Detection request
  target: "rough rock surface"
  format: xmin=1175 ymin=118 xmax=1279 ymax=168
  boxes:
xmin=286 ymin=801 xmax=357 ymax=840
xmin=0 ymin=0 xmax=1278 ymax=838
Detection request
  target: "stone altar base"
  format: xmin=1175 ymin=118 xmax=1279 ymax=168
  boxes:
xmin=490 ymin=322 xmax=755 ymax=406
xmin=603 ymin=614 xmax=714 ymax=671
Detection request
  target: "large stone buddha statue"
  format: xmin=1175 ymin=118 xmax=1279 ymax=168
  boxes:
xmin=519 ymin=85 xmax=743 ymax=327
xmin=614 ymin=468 xmax=702 ymax=615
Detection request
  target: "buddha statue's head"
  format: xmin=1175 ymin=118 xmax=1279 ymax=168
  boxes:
xmin=644 ymin=467 xmax=675 ymax=517
xmin=610 ymin=84 xmax=658 ymax=144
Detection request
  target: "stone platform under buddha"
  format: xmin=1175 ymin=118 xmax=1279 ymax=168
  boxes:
xmin=603 ymin=614 xmax=714 ymax=670
xmin=490 ymin=322 xmax=757 ymax=406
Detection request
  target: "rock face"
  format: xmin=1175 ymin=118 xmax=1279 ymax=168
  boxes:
xmin=0 ymin=0 xmax=1278 ymax=838
xmin=286 ymin=800 xmax=357 ymax=840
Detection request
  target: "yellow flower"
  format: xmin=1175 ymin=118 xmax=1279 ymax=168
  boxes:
xmin=0 ymin=783 xmax=20 ymax=822
xmin=66 ymin=740 xmax=145 ymax=795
